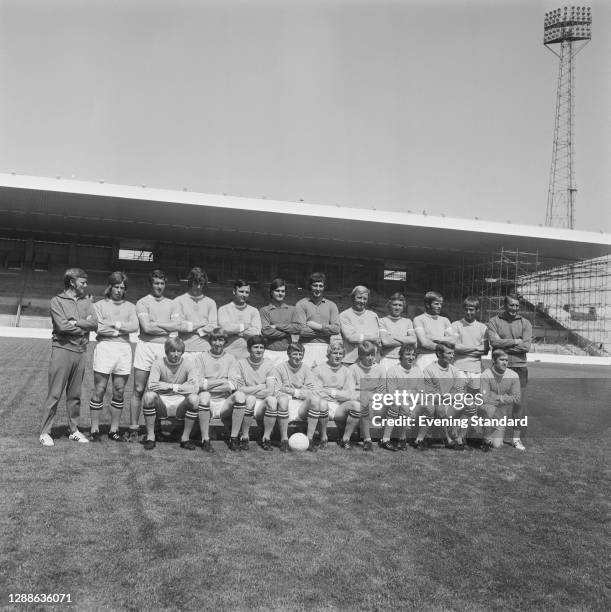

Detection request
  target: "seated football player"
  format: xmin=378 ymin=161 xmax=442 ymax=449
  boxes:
xmin=479 ymin=349 xmax=521 ymax=451
xmin=193 ymin=328 xmax=244 ymax=452
xmin=423 ymin=341 xmax=467 ymax=450
xmin=341 ymin=341 xmax=386 ymax=452
xmin=311 ymin=340 xmax=353 ymax=449
xmin=232 ymin=335 xmax=277 ymax=450
xmin=379 ymin=293 xmax=417 ymax=372
xmin=272 ymin=342 xmax=320 ymax=452
xmin=142 ymin=337 xmax=199 ymax=451
xmin=382 ymin=344 xmax=425 ymax=451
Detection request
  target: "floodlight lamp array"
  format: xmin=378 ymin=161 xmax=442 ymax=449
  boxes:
xmin=544 ymin=6 xmax=592 ymax=43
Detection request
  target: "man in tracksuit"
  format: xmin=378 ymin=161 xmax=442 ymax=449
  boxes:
xmin=39 ymin=268 xmax=98 ymax=446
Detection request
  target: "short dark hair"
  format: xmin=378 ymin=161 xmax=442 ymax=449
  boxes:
xmin=504 ymin=293 xmax=520 ymax=305
xmin=104 ymin=271 xmax=128 ymax=298
xmin=269 ymin=278 xmax=286 ymax=298
xmin=399 ymin=344 xmax=417 ymax=359
xmin=63 ymin=268 xmax=87 ymax=289
xmin=187 ymin=267 xmax=208 ymax=287
xmin=286 ymin=342 xmax=305 ymax=355
xmin=388 ymin=292 xmax=406 ymax=306
xmin=435 ymin=340 xmax=455 ymax=356
xmin=209 ymin=327 xmax=228 ymax=342
xmin=491 ymin=348 xmax=508 ymax=361
xmin=149 ymin=269 xmax=166 ymax=284
xmin=234 ymin=279 xmax=249 ymax=290
xmin=308 ymin=272 xmax=326 ymax=288
xmin=358 ymin=341 xmax=377 ymax=357
xmin=247 ymin=335 xmax=266 ymax=349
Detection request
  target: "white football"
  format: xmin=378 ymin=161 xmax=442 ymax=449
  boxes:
xmin=288 ymin=432 xmax=309 ymax=451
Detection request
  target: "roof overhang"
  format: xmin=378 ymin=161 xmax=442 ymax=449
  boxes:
xmin=0 ymin=174 xmax=609 ymax=267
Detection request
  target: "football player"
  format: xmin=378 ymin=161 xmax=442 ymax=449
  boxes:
xmin=260 ymin=277 xmax=301 ymax=366
xmin=88 ymin=272 xmax=138 ymax=442
xmin=217 ymin=279 xmax=262 ymax=360
xmin=379 ymin=293 xmax=417 ymax=372
xmin=126 ymin=269 xmax=179 ymax=441
xmin=170 ymin=267 xmax=217 ymax=356
xmin=339 ymin=285 xmax=382 ymax=365
xmin=413 ymin=291 xmax=454 ymax=370
xmin=311 ymin=340 xmax=353 ymax=449
xmin=142 ymin=337 xmax=199 ymax=450
xmin=341 ymin=341 xmax=385 ymax=451
xmin=272 ymin=342 xmax=319 ymax=452
xmin=231 ymin=335 xmax=276 ymax=450
xmin=191 ymin=328 xmax=243 ymax=452
xmin=295 ymin=272 xmax=341 ymax=368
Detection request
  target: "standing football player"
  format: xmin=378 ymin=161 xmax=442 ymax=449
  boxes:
xmin=339 ymin=285 xmax=382 ymax=365
xmin=295 ymin=272 xmax=341 ymax=368
xmin=379 ymin=292 xmax=417 ymax=372
xmin=126 ymin=269 xmax=179 ymax=441
xmin=450 ymin=296 xmax=489 ymax=447
xmin=217 ymin=279 xmax=261 ymax=360
xmin=88 ymin=272 xmax=138 ymax=441
xmin=170 ymin=267 xmax=217 ymax=356
xmin=260 ymin=277 xmax=301 ymax=366
xmin=413 ymin=291 xmax=454 ymax=370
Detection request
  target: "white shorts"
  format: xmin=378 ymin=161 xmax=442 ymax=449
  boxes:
xmin=265 ymin=350 xmax=287 ymax=366
xmin=159 ymin=393 xmax=187 ymax=419
xmin=182 ymin=351 xmax=202 ymax=365
xmin=287 ymin=398 xmax=305 ymax=421
xmin=380 ymin=356 xmax=399 ymax=372
xmin=253 ymin=398 xmax=267 ymax=420
xmin=302 ymin=343 xmax=328 ymax=368
xmin=459 ymin=370 xmax=482 ymax=390
xmin=325 ymin=400 xmax=339 ymax=420
xmin=210 ymin=397 xmax=232 ymax=420
xmin=93 ymin=342 xmax=133 ymax=376
xmin=133 ymin=341 xmax=166 ymax=372
xmin=415 ymin=353 xmax=437 ymax=370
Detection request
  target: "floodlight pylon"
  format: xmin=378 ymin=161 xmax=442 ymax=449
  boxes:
xmin=543 ymin=6 xmax=591 ymax=229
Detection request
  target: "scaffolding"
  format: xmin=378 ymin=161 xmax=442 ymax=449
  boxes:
xmin=456 ymin=250 xmax=610 ymax=356
xmin=458 ymin=249 xmax=540 ymax=323
xmin=520 ymin=255 xmax=610 ymax=355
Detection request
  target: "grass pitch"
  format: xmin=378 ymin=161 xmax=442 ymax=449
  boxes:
xmin=1 ymin=338 xmax=609 ymax=611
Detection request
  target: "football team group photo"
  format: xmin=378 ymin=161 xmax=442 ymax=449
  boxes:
xmin=41 ymin=267 xmax=532 ymax=456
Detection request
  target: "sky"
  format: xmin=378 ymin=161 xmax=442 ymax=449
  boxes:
xmin=0 ymin=0 xmax=609 ymax=232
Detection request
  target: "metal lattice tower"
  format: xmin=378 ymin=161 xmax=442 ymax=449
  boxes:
xmin=544 ymin=6 xmax=591 ymax=229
